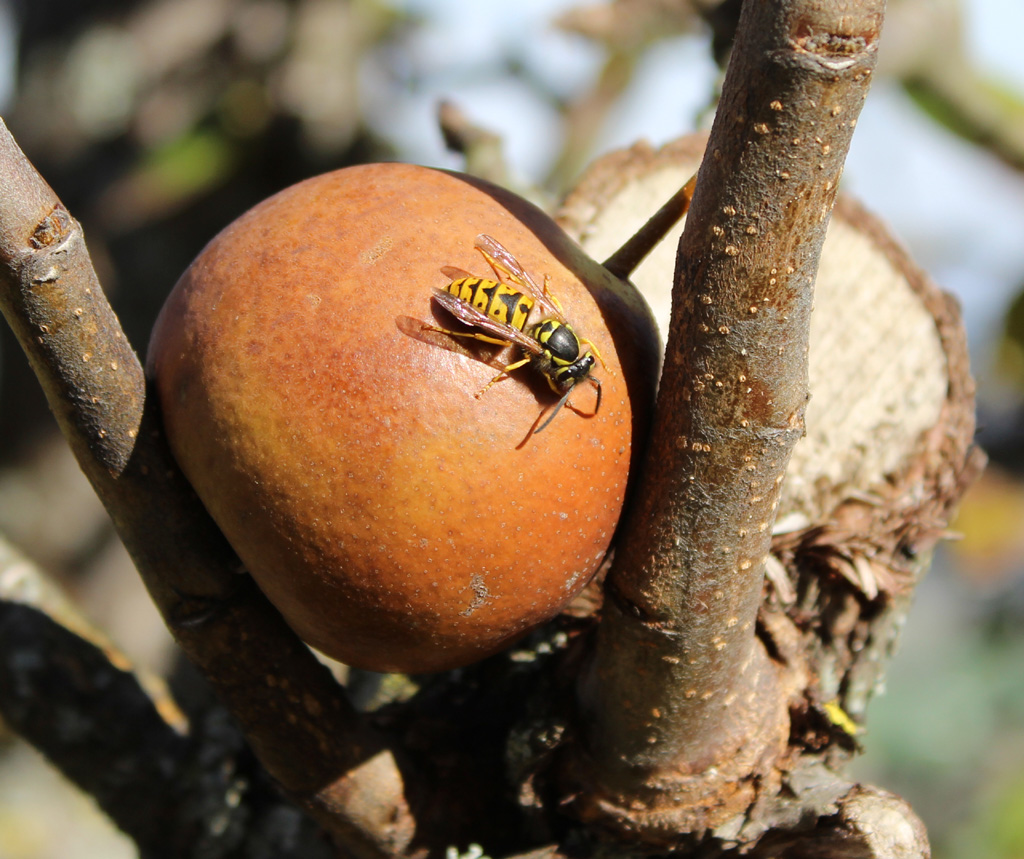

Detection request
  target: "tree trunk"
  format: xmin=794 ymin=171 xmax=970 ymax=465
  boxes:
xmin=549 ymin=133 xmax=982 ymax=853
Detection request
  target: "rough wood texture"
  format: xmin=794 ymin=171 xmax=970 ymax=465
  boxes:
xmin=560 ymin=138 xmax=957 ymax=525
xmin=553 ymin=0 xmax=898 ymax=843
xmin=556 ymin=133 xmax=980 ymax=854
xmin=0 ymin=118 xmax=415 ymax=859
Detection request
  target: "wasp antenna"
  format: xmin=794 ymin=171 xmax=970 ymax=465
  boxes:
xmin=591 ymin=376 xmax=602 ymax=416
xmin=534 ymin=389 xmax=573 ymax=434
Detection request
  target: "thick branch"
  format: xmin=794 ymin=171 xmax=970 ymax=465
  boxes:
xmin=566 ymin=0 xmax=884 ymax=839
xmin=0 ymin=119 xmax=413 ymax=857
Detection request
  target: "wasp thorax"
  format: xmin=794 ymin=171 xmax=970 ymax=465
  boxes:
xmin=534 ymin=320 xmax=581 ymax=363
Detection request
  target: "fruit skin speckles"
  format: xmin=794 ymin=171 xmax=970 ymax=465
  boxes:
xmin=148 ymin=162 xmax=658 ymax=673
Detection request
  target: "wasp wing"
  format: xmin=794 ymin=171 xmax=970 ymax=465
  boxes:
xmin=396 ymin=314 xmax=452 ymax=347
xmin=474 ymin=235 xmax=542 ymax=291
xmin=475 ymin=234 xmax=566 ymax=321
xmin=431 ymin=289 xmax=543 ymax=356
xmin=440 ymin=265 xmax=475 ymax=281
xmin=398 ymin=315 xmax=521 ymax=369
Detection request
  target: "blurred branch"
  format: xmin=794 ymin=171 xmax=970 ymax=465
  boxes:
xmin=903 ymin=66 xmax=1024 ymax=174
xmin=0 ymin=533 xmax=184 ymax=727
xmin=0 ymin=536 xmax=190 ymax=851
xmin=547 ymin=0 xmax=702 ymax=192
xmin=557 ymin=0 xmax=743 ymax=65
xmin=878 ymin=0 xmax=1024 ymax=175
xmin=564 ymin=0 xmax=884 ymax=842
xmin=556 ymin=0 xmax=703 ymax=50
xmin=438 ymin=100 xmax=513 ymax=189
xmin=0 ymin=118 xmax=414 ymax=858
xmin=545 ymin=49 xmax=639 ymax=192
xmin=0 ymin=535 xmax=337 ymax=858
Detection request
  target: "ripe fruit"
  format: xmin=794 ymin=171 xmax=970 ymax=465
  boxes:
xmin=147 ymin=163 xmax=658 ymax=673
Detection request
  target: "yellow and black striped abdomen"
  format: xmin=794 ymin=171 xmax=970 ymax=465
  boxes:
xmin=446 ymin=277 xmax=535 ymax=331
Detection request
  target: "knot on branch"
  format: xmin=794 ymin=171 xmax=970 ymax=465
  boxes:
xmin=29 ymin=205 xmax=72 ymax=249
xmin=793 ymin=31 xmax=871 ymax=58
xmin=554 ymin=690 xmax=792 ymax=848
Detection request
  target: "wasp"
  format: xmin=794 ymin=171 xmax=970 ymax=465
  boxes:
xmin=399 ymin=234 xmax=605 ymax=434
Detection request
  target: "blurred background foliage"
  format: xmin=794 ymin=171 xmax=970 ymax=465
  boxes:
xmin=0 ymin=1 xmax=1023 ymax=857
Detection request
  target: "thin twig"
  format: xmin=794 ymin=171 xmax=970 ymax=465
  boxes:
xmin=0 ymin=119 xmax=414 ymax=858
xmin=602 ymin=173 xmax=696 ymax=279
xmin=564 ymin=0 xmax=885 ymax=841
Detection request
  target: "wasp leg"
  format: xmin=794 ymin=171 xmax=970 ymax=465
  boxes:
xmin=422 ymin=324 xmax=511 ymax=348
xmin=477 ymin=356 xmax=531 ymax=398
xmin=424 ymin=324 xmax=532 ymax=397
xmin=580 ymin=335 xmax=609 ymax=372
xmin=540 ymin=274 xmax=566 ymax=314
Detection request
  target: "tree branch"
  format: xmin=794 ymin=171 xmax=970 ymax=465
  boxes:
xmin=0 ymin=536 xmax=188 ymax=850
xmin=602 ymin=174 xmax=696 ymax=280
xmin=0 ymin=119 xmax=414 ymax=857
xmin=0 ymin=535 xmax=347 ymax=858
xmin=438 ymin=100 xmax=514 ymax=191
xmin=563 ymin=0 xmax=885 ymax=840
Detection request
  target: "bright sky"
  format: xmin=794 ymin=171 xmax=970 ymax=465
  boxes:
xmin=361 ymin=0 xmax=1024 ymax=362
xmin=0 ymin=1 xmax=13 ymax=108
xmin=2 ymin=0 xmax=1022 ymax=360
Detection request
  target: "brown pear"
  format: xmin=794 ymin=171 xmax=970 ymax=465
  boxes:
xmin=147 ymin=163 xmax=658 ymax=673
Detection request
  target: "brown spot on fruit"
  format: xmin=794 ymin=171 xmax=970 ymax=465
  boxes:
xmin=147 ymin=163 xmax=658 ymax=673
